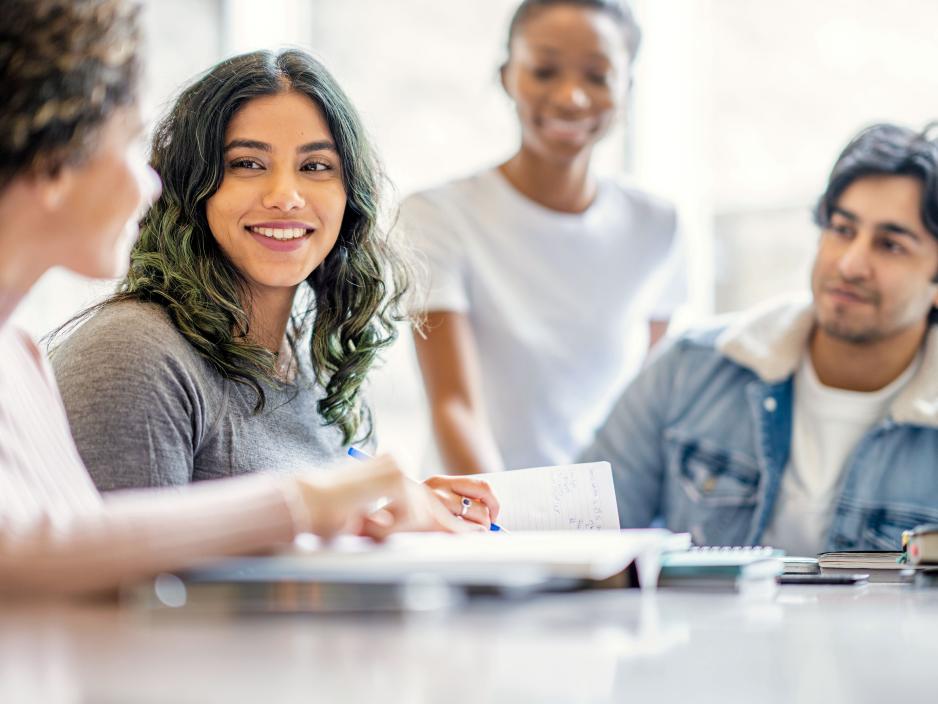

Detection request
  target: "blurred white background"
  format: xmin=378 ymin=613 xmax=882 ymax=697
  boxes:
xmin=14 ymin=0 xmax=938 ymax=473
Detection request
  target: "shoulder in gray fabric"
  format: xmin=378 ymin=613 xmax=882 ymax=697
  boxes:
xmin=51 ymin=299 xmax=347 ymax=491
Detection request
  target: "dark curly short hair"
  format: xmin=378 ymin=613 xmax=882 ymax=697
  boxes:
xmin=0 ymin=0 xmax=141 ymax=191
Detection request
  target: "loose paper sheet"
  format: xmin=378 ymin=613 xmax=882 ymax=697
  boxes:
xmin=477 ymin=462 xmax=620 ymax=531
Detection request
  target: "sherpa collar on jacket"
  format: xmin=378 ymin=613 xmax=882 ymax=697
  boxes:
xmin=716 ymin=294 xmax=938 ymax=429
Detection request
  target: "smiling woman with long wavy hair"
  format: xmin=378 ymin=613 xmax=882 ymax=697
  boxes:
xmin=131 ymin=49 xmax=406 ymax=444
xmin=51 ymin=48 xmax=500 ymax=528
xmin=48 ymin=50 xmax=418 ymax=491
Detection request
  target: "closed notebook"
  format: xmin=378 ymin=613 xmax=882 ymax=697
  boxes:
xmin=817 ymin=551 xmax=909 ymax=583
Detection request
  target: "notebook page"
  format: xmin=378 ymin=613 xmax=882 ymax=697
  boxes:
xmin=478 ymin=462 xmax=619 ymax=531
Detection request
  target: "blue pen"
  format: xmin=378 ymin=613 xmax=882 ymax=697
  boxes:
xmin=347 ymin=447 xmax=507 ymax=532
xmin=347 ymin=446 xmax=372 ymax=462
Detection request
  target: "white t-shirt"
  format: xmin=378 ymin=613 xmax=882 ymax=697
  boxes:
xmin=761 ymin=353 xmax=920 ymax=556
xmin=400 ymin=167 xmax=686 ymax=469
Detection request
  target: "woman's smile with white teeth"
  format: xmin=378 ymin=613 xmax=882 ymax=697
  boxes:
xmin=247 ymin=225 xmax=311 ymax=240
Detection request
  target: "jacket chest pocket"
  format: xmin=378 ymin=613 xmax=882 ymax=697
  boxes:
xmin=665 ymin=434 xmax=761 ymax=507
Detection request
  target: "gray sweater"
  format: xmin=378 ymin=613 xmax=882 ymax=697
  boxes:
xmin=52 ymin=300 xmax=349 ymax=491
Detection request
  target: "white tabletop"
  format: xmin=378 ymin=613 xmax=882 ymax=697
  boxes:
xmin=2 ymin=584 xmax=936 ymax=703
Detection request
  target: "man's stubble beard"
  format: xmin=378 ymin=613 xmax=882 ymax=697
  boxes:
xmin=816 ymin=316 xmax=885 ymax=345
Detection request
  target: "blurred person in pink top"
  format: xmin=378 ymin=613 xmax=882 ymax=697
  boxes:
xmin=0 ymin=0 xmax=497 ymax=597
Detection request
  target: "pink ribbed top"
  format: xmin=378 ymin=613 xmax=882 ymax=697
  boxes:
xmin=0 ymin=295 xmax=303 ymax=595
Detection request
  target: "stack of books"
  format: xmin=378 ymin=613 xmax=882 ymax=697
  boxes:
xmin=817 ymin=551 xmax=909 ymax=583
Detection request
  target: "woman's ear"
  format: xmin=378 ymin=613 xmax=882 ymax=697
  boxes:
xmin=499 ymin=62 xmax=512 ymax=99
xmin=34 ymin=167 xmax=75 ymax=213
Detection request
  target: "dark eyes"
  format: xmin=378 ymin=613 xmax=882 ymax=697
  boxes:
xmin=531 ymin=66 xmax=558 ymax=81
xmin=530 ymin=66 xmax=611 ymax=86
xmin=827 ymin=223 xmax=907 ymax=254
xmin=229 ymin=157 xmax=263 ymax=170
xmin=829 ymin=223 xmax=853 ymax=237
xmin=228 ymin=158 xmax=332 ymax=172
xmin=879 ymin=238 xmax=906 ymax=254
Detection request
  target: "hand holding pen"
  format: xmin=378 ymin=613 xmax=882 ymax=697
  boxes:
xmin=348 ymin=447 xmax=507 ymax=532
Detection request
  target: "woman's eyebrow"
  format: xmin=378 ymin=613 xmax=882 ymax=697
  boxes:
xmin=223 ymin=139 xmax=337 ymax=154
xmin=224 ymin=138 xmax=269 ymax=152
xmin=298 ymin=140 xmax=337 ymax=154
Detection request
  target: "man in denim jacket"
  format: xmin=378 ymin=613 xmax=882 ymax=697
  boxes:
xmin=581 ymin=123 xmax=938 ymax=554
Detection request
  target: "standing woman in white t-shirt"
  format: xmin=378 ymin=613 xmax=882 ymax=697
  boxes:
xmin=402 ymin=0 xmax=686 ymax=474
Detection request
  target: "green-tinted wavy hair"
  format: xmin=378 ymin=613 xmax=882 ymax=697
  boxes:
xmin=112 ymin=49 xmax=409 ymax=443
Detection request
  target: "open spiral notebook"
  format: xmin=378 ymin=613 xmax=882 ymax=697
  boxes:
xmin=469 ymin=461 xmax=621 ymax=531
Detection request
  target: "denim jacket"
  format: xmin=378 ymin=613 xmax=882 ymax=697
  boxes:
xmin=580 ymin=297 xmax=938 ymax=550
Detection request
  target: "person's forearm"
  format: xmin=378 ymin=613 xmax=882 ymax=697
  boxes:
xmin=412 ymin=314 xmax=502 ymax=475
xmin=0 ymin=474 xmax=301 ymax=597
xmin=431 ymin=400 xmax=504 ymax=475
